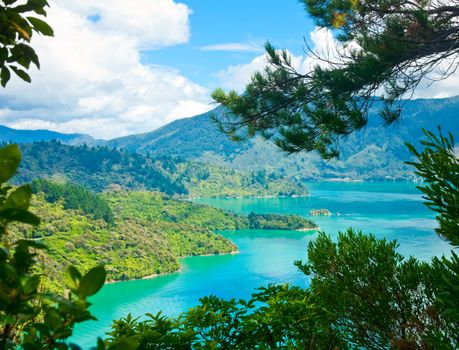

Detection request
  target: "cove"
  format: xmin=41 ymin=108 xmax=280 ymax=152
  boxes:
xmin=72 ymin=182 xmax=451 ymax=348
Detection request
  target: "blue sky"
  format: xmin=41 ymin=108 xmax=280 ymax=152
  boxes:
xmin=143 ymin=0 xmax=315 ymax=88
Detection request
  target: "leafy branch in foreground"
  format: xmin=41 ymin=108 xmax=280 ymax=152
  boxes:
xmin=406 ymin=128 xmax=459 ymax=247
xmin=212 ymin=1 xmax=459 ymax=157
xmin=0 ymin=144 xmax=107 ymax=350
xmin=0 ymin=0 xmax=54 ymax=87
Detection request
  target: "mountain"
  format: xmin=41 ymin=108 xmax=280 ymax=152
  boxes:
xmin=6 ymin=96 xmax=459 ymax=183
xmin=15 ymin=141 xmax=187 ymax=195
xmin=0 ymin=124 xmax=95 ymax=145
xmin=107 ymin=108 xmax=251 ymax=158
xmin=107 ymin=96 xmax=459 ymax=181
xmin=14 ymin=141 xmax=307 ymax=197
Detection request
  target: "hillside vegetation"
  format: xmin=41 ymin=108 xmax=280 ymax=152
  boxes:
xmin=11 ymin=189 xmax=316 ymax=290
xmin=14 ymin=141 xmax=308 ymax=198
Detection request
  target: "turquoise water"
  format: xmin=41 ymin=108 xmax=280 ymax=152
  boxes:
xmin=72 ymin=182 xmax=451 ymax=348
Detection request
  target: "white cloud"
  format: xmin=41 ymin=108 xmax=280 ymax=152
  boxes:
xmin=216 ymin=28 xmax=334 ymax=92
xmin=0 ymin=0 xmax=213 ymax=139
xmin=198 ymin=42 xmax=263 ymax=53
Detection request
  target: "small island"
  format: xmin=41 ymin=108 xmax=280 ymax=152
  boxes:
xmin=309 ymin=209 xmax=332 ymax=216
xmin=247 ymin=212 xmax=318 ymax=231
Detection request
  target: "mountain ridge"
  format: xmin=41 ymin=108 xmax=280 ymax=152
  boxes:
xmin=3 ymin=96 xmax=459 ymax=182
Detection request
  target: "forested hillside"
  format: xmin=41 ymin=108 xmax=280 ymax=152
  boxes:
xmin=11 ymin=188 xmax=316 ymax=290
xmin=15 ymin=141 xmax=187 ymax=194
xmin=0 ymin=125 xmax=94 ymax=144
xmin=14 ymin=142 xmax=308 ymax=197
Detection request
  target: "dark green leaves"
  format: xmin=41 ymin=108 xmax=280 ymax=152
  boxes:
xmin=77 ymin=266 xmax=107 ymax=298
xmin=65 ymin=265 xmax=107 ymax=298
xmin=1 ymin=67 xmax=11 ymax=87
xmin=1 ymin=0 xmax=53 ymax=87
xmin=212 ymin=1 xmax=459 ymax=158
xmin=5 ymin=184 xmax=33 ymax=210
xmin=406 ymin=128 xmax=459 ymax=247
xmin=0 ymin=208 xmax=40 ymax=225
xmin=0 ymin=144 xmax=21 ymax=183
xmin=10 ymin=66 xmax=31 ymax=83
xmin=64 ymin=265 xmax=82 ymax=291
xmin=27 ymin=16 xmax=54 ymax=36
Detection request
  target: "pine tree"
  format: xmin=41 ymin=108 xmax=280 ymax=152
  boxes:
xmin=212 ymin=0 xmax=459 ymax=158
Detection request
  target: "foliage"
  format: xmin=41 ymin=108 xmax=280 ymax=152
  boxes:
xmin=406 ymin=128 xmax=459 ymax=247
xmin=407 ymin=129 xmax=459 ymax=347
xmin=15 ymin=141 xmax=187 ymax=195
xmin=212 ymin=1 xmax=459 ymax=157
xmin=0 ymin=144 xmax=106 ymax=349
xmin=10 ymin=191 xmax=241 ymax=288
xmin=174 ymin=160 xmax=309 ymax=198
xmin=105 ymin=285 xmax=342 ymax=349
xmin=12 ymin=140 xmax=310 ymax=198
xmin=0 ymin=0 xmax=54 ymax=87
xmin=32 ymin=178 xmax=114 ymax=225
xmin=297 ymin=230 xmax=443 ymax=349
xmin=247 ymin=212 xmax=316 ymax=230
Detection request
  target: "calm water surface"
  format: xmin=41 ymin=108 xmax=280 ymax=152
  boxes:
xmin=73 ymin=182 xmax=451 ymax=348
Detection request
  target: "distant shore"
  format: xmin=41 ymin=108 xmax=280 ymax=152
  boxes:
xmin=296 ymin=226 xmax=320 ymax=232
xmin=106 ymin=250 xmax=240 ymax=284
xmin=186 ymin=194 xmax=309 ymax=200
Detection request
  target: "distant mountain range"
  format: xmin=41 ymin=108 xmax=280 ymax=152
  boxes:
xmin=0 ymin=125 xmax=95 ymax=145
xmin=2 ymin=96 xmax=459 ymax=182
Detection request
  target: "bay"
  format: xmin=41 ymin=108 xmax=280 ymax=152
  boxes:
xmin=72 ymin=182 xmax=451 ymax=348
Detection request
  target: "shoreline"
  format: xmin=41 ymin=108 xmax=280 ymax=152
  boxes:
xmin=106 ymin=250 xmax=240 ymax=284
xmin=296 ymin=226 xmax=320 ymax=232
xmin=185 ymin=194 xmax=309 ymax=200
xmin=105 ymin=224 xmax=317 ymax=285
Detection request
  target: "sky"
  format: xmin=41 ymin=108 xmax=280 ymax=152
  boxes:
xmin=0 ymin=0 xmax=457 ymax=139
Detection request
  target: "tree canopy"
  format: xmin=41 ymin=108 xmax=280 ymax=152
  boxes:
xmin=0 ymin=0 xmax=53 ymax=87
xmin=212 ymin=0 xmax=459 ymax=157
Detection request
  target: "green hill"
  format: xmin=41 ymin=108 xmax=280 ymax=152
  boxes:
xmin=14 ymin=141 xmax=309 ymax=198
xmin=11 ymin=189 xmax=316 ymax=290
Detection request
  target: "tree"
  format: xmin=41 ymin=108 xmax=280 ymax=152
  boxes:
xmin=212 ymin=0 xmax=459 ymax=157
xmin=0 ymin=0 xmax=54 ymax=87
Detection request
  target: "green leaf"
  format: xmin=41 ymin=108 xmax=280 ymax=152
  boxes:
xmin=1 ymin=67 xmax=11 ymax=88
xmin=64 ymin=265 xmax=82 ymax=291
xmin=78 ymin=266 xmax=106 ymax=298
xmin=14 ymin=239 xmax=47 ymax=250
xmin=0 ymin=144 xmax=21 ymax=183
xmin=23 ymin=275 xmax=41 ymax=294
xmin=27 ymin=16 xmax=54 ymax=36
xmin=4 ymin=184 xmax=32 ymax=210
xmin=10 ymin=66 xmax=31 ymax=83
xmin=0 ymin=208 xmax=40 ymax=225
xmin=44 ymin=308 xmax=61 ymax=330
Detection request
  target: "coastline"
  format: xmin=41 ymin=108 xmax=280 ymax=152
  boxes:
xmin=106 ymin=249 xmax=240 ymax=284
xmin=296 ymin=226 xmax=320 ymax=232
xmin=186 ymin=194 xmax=309 ymax=200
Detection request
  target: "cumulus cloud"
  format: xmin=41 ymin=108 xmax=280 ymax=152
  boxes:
xmin=0 ymin=0 xmax=212 ymax=139
xmin=216 ymin=28 xmax=335 ymax=92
